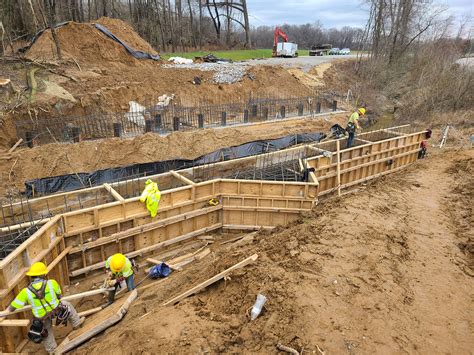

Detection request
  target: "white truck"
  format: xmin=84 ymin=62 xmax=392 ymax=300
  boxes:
xmin=276 ymin=42 xmax=298 ymax=57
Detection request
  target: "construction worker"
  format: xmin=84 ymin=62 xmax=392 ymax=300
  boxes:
xmin=346 ymin=107 xmax=366 ymax=148
xmin=140 ymin=179 xmax=161 ymax=217
xmin=105 ymin=253 xmax=135 ymax=304
xmin=0 ymin=262 xmax=83 ymax=354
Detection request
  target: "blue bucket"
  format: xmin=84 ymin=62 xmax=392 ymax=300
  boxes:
xmin=149 ymin=263 xmax=171 ymax=279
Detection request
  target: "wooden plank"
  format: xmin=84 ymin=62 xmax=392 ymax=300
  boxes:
xmin=170 ymin=170 xmax=195 ymax=186
xmin=77 ymin=306 xmax=103 ymax=318
xmin=8 ymin=139 xmax=23 ymax=154
xmin=163 ymin=254 xmax=258 ymax=306
xmin=47 ymin=246 xmax=72 ymax=272
xmin=222 ymin=224 xmax=275 ymax=231
xmin=336 ymin=140 xmax=341 ymax=197
xmin=146 ymin=258 xmax=181 ymax=271
xmin=0 ymin=319 xmax=30 ymax=327
xmin=103 ymin=183 xmax=125 ymax=202
xmin=55 ymin=290 xmax=137 ymax=354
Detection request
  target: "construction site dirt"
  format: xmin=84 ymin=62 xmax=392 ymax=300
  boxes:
xmin=1 ymin=14 xmax=473 ymax=355
xmin=17 ymin=148 xmax=473 ymax=354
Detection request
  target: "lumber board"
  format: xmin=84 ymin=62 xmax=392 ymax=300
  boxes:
xmin=163 ymin=254 xmax=258 ymax=306
xmin=47 ymin=246 xmax=72 ymax=272
xmin=0 ymin=319 xmax=30 ymax=327
xmin=55 ymin=290 xmax=137 ymax=354
xmin=170 ymin=170 xmax=196 ymax=185
xmin=146 ymin=257 xmax=181 ymax=271
xmin=222 ymin=224 xmax=275 ymax=231
xmin=103 ymin=183 xmax=125 ymax=201
xmin=77 ymin=306 xmax=104 ymax=318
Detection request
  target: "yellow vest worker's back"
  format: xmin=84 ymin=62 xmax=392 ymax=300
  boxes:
xmin=10 ymin=279 xmax=61 ymax=318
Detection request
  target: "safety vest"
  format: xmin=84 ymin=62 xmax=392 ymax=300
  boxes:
xmin=139 ymin=179 xmax=161 ymax=218
xmin=348 ymin=111 xmax=359 ymax=124
xmin=105 ymin=256 xmax=134 ymax=278
xmin=10 ymin=279 xmax=61 ymax=318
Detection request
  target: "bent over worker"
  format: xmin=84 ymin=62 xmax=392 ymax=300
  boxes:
xmin=346 ymin=107 xmax=365 ymax=148
xmin=105 ymin=253 xmax=135 ymax=304
xmin=140 ymin=179 xmax=161 ymax=218
xmin=0 ymin=262 xmax=83 ymax=354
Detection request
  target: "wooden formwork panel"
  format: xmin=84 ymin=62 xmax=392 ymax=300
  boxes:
xmin=0 ymin=186 xmax=112 ymax=228
xmin=66 ymin=205 xmax=222 ymax=276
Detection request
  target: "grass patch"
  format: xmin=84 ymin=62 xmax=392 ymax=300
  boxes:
xmin=161 ymin=49 xmax=310 ymax=61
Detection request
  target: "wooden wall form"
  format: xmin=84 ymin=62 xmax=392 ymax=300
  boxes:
xmin=0 ymin=171 xmax=189 ymax=235
xmin=307 ymin=131 xmax=425 ymax=194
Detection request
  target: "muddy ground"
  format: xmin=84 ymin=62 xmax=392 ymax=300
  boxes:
xmin=22 ymin=147 xmax=471 ymax=354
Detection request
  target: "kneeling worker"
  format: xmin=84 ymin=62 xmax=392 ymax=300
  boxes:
xmin=105 ymin=253 xmax=135 ymax=304
xmin=0 ymin=262 xmax=83 ymax=354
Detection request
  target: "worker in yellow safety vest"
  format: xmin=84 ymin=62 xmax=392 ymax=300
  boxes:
xmin=105 ymin=253 xmax=135 ymax=304
xmin=140 ymin=179 xmax=161 ymax=217
xmin=346 ymin=107 xmax=366 ymax=148
xmin=0 ymin=262 xmax=83 ymax=354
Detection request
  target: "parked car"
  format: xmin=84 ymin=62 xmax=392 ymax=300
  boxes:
xmin=340 ymin=48 xmax=351 ymax=55
xmin=329 ymin=47 xmax=340 ymax=55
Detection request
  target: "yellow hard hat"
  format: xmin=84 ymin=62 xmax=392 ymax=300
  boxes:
xmin=358 ymin=107 xmax=366 ymax=115
xmin=26 ymin=262 xmax=48 ymax=276
xmin=110 ymin=253 xmax=126 ymax=272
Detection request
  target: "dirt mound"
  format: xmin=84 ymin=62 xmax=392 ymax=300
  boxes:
xmin=68 ymin=149 xmax=473 ymax=355
xmin=25 ymin=18 xmax=158 ymax=66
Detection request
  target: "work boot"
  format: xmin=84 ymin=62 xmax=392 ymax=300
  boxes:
xmin=73 ymin=317 xmax=85 ymax=330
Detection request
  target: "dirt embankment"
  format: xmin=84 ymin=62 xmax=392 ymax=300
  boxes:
xmin=0 ymin=114 xmax=346 ymax=195
xmin=58 ymin=148 xmax=473 ymax=355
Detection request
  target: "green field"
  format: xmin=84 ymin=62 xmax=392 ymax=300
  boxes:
xmin=161 ymin=49 xmax=310 ymax=61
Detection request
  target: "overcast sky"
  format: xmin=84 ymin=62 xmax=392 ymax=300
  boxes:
xmin=246 ymin=0 xmax=473 ymax=29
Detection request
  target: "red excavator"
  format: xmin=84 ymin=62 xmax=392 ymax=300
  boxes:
xmin=272 ymin=27 xmax=298 ymax=57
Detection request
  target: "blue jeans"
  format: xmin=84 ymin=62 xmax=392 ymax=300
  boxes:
xmin=347 ymin=131 xmax=355 ymax=148
xmin=108 ymin=274 xmax=135 ymax=304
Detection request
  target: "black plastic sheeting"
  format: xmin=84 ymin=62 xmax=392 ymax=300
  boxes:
xmin=25 ymin=132 xmax=325 ymax=197
xmin=94 ymin=24 xmax=160 ymax=60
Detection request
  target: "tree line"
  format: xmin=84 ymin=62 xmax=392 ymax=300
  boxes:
xmin=0 ymin=0 xmax=365 ymax=55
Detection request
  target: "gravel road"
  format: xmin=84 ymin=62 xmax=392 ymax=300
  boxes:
xmin=243 ymin=54 xmax=359 ymax=72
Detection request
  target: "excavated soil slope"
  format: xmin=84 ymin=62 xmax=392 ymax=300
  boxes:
xmin=29 ymin=148 xmax=469 ymax=355
xmin=0 ymin=114 xmax=346 ymax=195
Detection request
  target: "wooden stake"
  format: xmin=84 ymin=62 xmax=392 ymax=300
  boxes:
xmin=336 ymin=139 xmax=341 ymax=197
xmin=163 ymin=254 xmax=258 ymax=306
